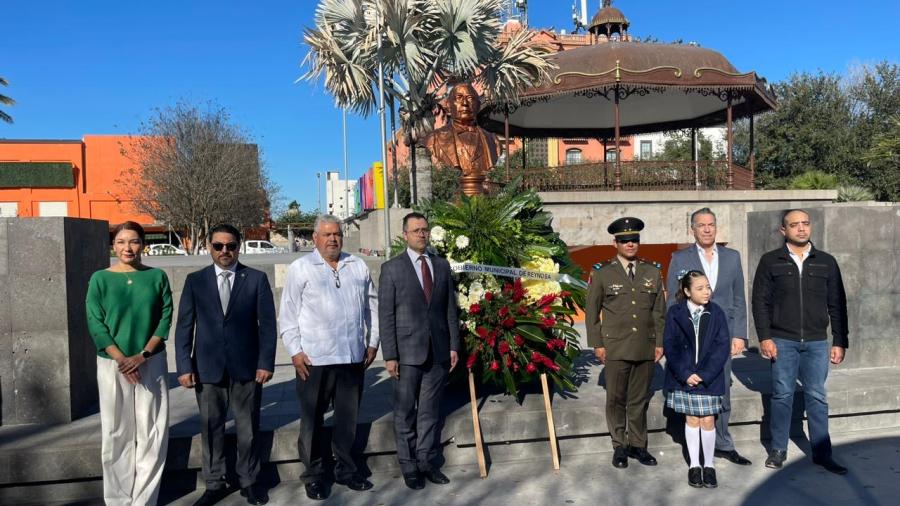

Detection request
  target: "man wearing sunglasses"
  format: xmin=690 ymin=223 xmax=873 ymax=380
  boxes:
xmin=279 ymin=214 xmax=379 ymax=500
xmin=586 ymin=217 xmax=666 ymax=469
xmin=175 ymin=223 xmax=277 ymax=505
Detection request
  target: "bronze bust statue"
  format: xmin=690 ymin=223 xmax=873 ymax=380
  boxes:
xmin=425 ymin=83 xmax=500 ymax=195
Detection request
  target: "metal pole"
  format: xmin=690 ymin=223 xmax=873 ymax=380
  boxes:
xmin=343 ymin=109 xmax=350 ymax=220
xmin=316 ymin=172 xmax=322 ymax=212
xmin=390 ymin=95 xmax=400 ymax=207
xmin=726 ymin=95 xmax=734 ymax=189
xmin=749 ymin=113 xmax=756 ymax=190
xmin=504 ymin=107 xmax=511 ymax=181
xmin=614 ymin=84 xmax=622 ymax=190
xmin=692 ymin=127 xmax=699 ymax=188
xmin=376 ymin=4 xmax=392 ymax=257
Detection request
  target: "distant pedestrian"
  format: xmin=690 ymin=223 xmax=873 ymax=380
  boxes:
xmin=752 ymin=209 xmax=849 ymax=474
xmin=664 ymin=270 xmax=731 ymax=489
xmin=86 ymin=221 xmax=173 ymax=506
xmin=175 ymin=223 xmax=276 ymax=506
xmin=279 ymin=214 xmax=379 ymax=501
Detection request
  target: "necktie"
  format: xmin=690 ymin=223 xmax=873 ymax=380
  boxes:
xmin=627 ymin=262 xmax=635 ymax=281
xmin=219 ymin=271 xmax=232 ymax=314
xmin=419 ymin=255 xmax=433 ymax=304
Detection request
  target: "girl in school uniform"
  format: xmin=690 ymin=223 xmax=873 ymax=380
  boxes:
xmin=664 ymin=270 xmax=731 ymax=488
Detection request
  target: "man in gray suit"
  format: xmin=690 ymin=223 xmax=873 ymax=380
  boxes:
xmin=666 ymin=207 xmax=752 ymax=466
xmin=379 ymin=212 xmax=460 ymax=490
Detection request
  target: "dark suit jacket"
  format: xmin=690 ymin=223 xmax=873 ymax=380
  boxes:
xmin=663 ymin=301 xmax=731 ymax=396
xmin=378 ymin=252 xmax=460 ymax=366
xmin=175 ymin=263 xmax=277 ymax=383
xmin=666 ymin=245 xmax=747 ymax=340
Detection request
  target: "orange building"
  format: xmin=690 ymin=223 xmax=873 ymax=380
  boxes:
xmin=0 ymin=135 xmax=158 ymax=232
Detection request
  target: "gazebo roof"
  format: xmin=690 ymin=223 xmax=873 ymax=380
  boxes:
xmin=479 ymin=41 xmax=777 ymax=139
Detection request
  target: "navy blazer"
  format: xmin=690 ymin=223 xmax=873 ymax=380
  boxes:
xmin=663 ymin=301 xmax=731 ymax=396
xmin=666 ymin=245 xmax=747 ymax=341
xmin=175 ymin=263 xmax=277 ymax=383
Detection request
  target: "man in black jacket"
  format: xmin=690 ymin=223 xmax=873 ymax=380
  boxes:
xmin=751 ymin=209 xmax=849 ymax=475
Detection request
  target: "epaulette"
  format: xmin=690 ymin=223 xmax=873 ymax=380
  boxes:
xmin=638 ymin=258 xmax=662 ymax=269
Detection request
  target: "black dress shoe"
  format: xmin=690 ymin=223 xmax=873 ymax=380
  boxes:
xmin=702 ymin=467 xmax=718 ymax=488
xmin=241 ymin=485 xmax=269 ymax=505
xmin=688 ymin=467 xmax=703 ymax=488
xmin=765 ymin=449 xmax=787 ymax=469
xmin=335 ymin=476 xmax=374 ymax=491
xmin=626 ymin=446 xmax=658 ymax=466
xmin=403 ymin=473 xmax=425 ymax=490
xmin=305 ymin=481 xmax=329 ymax=501
xmin=423 ymin=470 xmax=450 ymax=485
xmin=715 ymin=449 xmax=752 ymax=465
xmin=813 ymin=456 xmax=848 ymax=475
xmin=612 ymin=447 xmax=629 ymax=468
xmin=193 ymin=488 xmax=230 ymax=506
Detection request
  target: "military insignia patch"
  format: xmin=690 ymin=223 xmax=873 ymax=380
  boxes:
xmin=609 ymin=283 xmax=623 ymax=292
xmin=642 ymin=278 xmax=654 ymax=288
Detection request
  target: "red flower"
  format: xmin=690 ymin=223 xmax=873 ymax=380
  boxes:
xmin=537 ymin=293 xmax=556 ymax=307
xmin=502 ymin=317 xmax=516 ymax=329
xmin=490 ymin=360 xmax=500 ymax=372
xmin=514 ymin=335 xmax=525 ymax=346
xmin=498 ymin=306 xmax=510 ymax=318
xmin=505 ymin=355 xmax=513 ymax=367
xmin=498 ymin=341 xmax=511 ymax=354
xmin=542 ymin=305 xmax=553 ymax=314
xmin=466 ymin=354 xmax=477 ymax=369
xmin=485 ymin=291 xmax=494 ymax=302
xmin=526 ymin=363 xmax=537 ymax=374
xmin=487 ymin=336 xmax=496 ymax=348
xmin=560 ymin=290 xmax=572 ymax=298
xmin=540 ymin=317 xmax=557 ymax=329
xmin=476 ymin=327 xmax=489 ymax=339
xmin=546 ymin=340 xmax=556 ymax=351
xmin=513 ymin=363 xmax=520 ymax=372
xmin=531 ymin=351 xmax=544 ymax=362
xmin=516 ymin=305 xmax=528 ymax=315
xmin=469 ymin=303 xmax=482 ymax=314
xmin=503 ymin=283 xmax=513 ymax=294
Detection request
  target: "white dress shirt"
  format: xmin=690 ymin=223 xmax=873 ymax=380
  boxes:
xmin=406 ymin=247 xmax=433 ymax=290
xmin=278 ymin=249 xmax=379 ymax=365
xmin=695 ymin=243 xmax=719 ymax=292
xmin=214 ymin=264 xmax=236 ymax=290
xmin=787 ymin=243 xmax=812 ymax=274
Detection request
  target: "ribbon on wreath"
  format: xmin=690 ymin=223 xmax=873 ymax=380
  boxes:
xmin=449 ymin=262 xmax=588 ymax=289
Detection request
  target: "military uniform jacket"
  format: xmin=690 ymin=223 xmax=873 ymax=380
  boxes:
xmin=586 ymin=258 xmax=666 ymax=361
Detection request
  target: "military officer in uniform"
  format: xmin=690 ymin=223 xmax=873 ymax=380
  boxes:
xmin=586 ymin=217 xmax=666 ymax=469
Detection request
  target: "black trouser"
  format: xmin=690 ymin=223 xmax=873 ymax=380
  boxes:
xmin=296 ymin=362 xmax=365 ymax=483
xmin=393 ymin=356 xmax=449 ymax=476
xmin=196 ymin=373 xmax=262 ymax=490
xmin=604 ymin=359 xmax=654 ymax=449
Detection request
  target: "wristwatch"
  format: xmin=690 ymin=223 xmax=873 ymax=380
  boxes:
xmin=142 ymin=350 xmax=152 ymax=359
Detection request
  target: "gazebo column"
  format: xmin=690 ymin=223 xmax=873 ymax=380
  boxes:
xmin=504 ymin=107 xmax=511 ymax=181
xmin=726 ymin=95 xmax=734 ymax=189
xmin=602 ymin=138 xmax=609 ymax=188
xmin=692 ymin=127 xmax=699 ymax=188
xmin=614 ymin=84 xmax=622 ymax=190
xmin=749 ymin=113 xmax=756 ymax=189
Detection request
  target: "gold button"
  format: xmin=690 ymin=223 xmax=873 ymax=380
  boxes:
xmin=632 ymin=288 xmax=636 ymax=292
xmin=632 ymin=314 xmax=637 ymax=319
xmin=632 ymin=327 xmax=638 ymax=332
xmin=631 ymin=300 xmax=636 ymax=305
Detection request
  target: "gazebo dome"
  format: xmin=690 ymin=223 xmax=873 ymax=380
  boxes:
xmin=589 ymin=1 xmax=630 ymax=37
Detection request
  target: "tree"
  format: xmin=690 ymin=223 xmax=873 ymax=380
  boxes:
xmin=650 ymin=129 xmax=722 ymax=161
xmin=302 ymin=0 xmax=555 ymax=202
xmin=0 ymin=77 xmax=14 ymax=124
xmin=862 ymin=115 xmax=900 ymax=201
xmin=276 ymin=199 xmax=318 ymax=226
xmin=118 ymin=102 xmax=274 ymax=254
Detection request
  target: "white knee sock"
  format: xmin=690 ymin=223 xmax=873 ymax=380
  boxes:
xmin=701 ymin=427 xmax=717 ymax=468
xmin=685 ymin=423 xmax=701 ymax=468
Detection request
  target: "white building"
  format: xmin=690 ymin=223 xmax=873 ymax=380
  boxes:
xmin=325 ymin=171 xmax=358 ymax=220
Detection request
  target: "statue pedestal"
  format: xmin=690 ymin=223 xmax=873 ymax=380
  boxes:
xmin=460 ymin=175 xmax=487 ymax=196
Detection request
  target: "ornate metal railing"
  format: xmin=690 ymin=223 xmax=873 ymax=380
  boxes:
xmin=495 ymin=160 xmax=753 ymax=192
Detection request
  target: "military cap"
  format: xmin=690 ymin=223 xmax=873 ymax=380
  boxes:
xmin=607 ymin=217 xmax=644 ymax=242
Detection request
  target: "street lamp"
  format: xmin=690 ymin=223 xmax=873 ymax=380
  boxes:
xmin=373 ymin=2 xmax=391 ymax=257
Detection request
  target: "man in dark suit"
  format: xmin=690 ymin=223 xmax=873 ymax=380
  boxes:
xmin=665 ymin=207 xmax=752 ymax=466
xmin=176 ymin=223 xmax=277 ymax=506
xmin=379 ymin=212 xmax=460 ymax=490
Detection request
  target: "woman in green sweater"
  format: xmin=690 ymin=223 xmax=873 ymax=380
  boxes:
xmin=86 ymin=221 xmax=173 ymax=506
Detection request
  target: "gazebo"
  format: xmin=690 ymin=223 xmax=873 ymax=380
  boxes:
xmin=479 ymin=1 xmax=777 ymax=191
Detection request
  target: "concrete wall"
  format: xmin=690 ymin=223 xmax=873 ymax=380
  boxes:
xmin=0 ymin=218 xmax=109 ymax=425
xmin=747 ymin=203 xmax=900 ymax=369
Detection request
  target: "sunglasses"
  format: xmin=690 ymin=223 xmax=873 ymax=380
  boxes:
xmin=211 ymin=242 xmax=239 ymax=252
xmin=616 ymin=239 xmax=640 ymax=245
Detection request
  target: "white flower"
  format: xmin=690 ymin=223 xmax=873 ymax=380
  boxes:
xmin=431 ymin=225 xmax=446 ymax=242
xmin=468 ymin=281 xmax=485 ymax=302
xmin=455 ymin=234 xmax=470 ymax=250
xmin=457 ymin=293 xmax=469 ymax=308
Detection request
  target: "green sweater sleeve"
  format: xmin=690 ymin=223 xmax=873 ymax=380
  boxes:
xmin=152 ymin=272 xmax=173 ymax=340
xmin=86 ymin=273 xmax=116 ymax=352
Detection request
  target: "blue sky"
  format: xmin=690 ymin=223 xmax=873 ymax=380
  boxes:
xmin=1 ymin=0 xmax=897 ymax=213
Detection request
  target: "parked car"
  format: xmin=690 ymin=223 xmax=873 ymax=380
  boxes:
xmin=241 ymin=240 xmax=286 ymax=255
xmin=146 ymin=243 xmax=188 ymax=256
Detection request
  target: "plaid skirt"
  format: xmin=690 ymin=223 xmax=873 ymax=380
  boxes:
xmin=666 ymin=390 xmax=723 ymax=416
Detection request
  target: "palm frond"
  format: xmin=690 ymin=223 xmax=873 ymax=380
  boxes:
xmin=477 ymin=29 xmax=556 ymax=105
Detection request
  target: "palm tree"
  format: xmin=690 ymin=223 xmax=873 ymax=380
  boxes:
xmin=0 ymin=77 xmax=14 ymax=124
xmin=302 ymin=0 xmax=554 ymax=202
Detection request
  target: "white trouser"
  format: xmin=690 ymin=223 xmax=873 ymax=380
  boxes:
xmin=97 ymin=351 xmax=169 ymax=506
